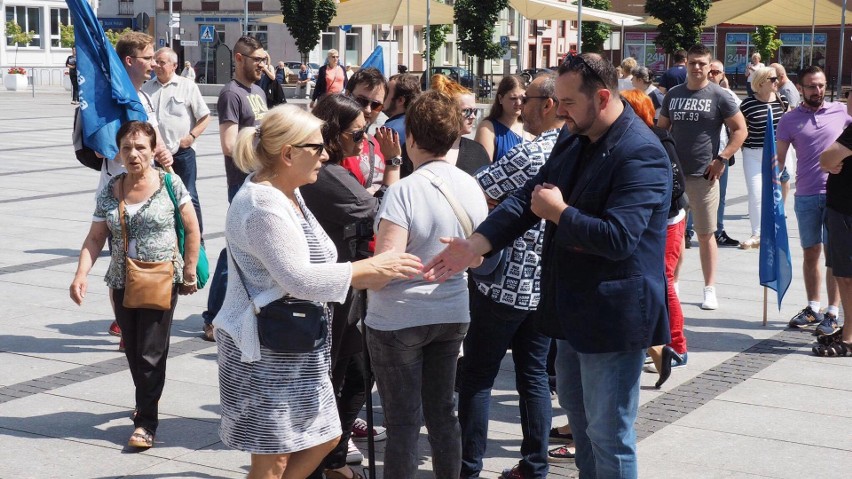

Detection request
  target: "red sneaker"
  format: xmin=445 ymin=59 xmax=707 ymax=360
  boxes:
xmin=109 ymin=320 xmax=122 ymax=337
xmin=118 ymin=338 xmax=125 ymax=352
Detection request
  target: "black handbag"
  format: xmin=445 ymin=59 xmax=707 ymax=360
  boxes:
xmin=229 ymin=246 xmax=328 ymax=354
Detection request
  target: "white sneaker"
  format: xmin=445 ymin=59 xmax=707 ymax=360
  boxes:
xmin=701 ymin=286 xmax=718 ymax=310
xmin=346 ymin=438 xmax=363 ymax=465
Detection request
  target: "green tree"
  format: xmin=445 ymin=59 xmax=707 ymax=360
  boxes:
xmin=645 ymin=0 xmax=711 ymax=54
xmin=422 ymin=24 xmax=452 ymax=65
xmin=59 ymin=24 xmax=75 ymax=48
xmin=280 ymin=0 xmax=336 ymax=64
xmin=104 ymin=27 xmax=132 ymax=47
xmin=579 ymin=0 xmax=612 ymax=53
xmin=454 ymin=0 xmax=509 ymax=96
xmin=752 ymin=25 xmax=783 ymax=63
xmin=5 ymin=20 xmax=35 ymax=67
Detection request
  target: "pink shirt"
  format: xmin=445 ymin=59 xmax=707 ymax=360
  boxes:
xmin=776 ymin=101 xmax=852 ymax=196
xmin=325 ymin=66 xmax=345 ymax=95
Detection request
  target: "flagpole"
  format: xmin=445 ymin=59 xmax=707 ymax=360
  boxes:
xmin=762 ymin=287 xmax=768 ymax=326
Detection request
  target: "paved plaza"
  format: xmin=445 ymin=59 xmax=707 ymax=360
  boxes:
xmin=0 ymin=89 xmax=850 ymax=478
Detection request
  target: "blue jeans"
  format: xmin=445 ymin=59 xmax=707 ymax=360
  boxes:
xmin=367 ymin=322 xmax=468 ymax=479
xmin=171 ymin=147 xmax=203 ymax=235
xmin=203 ymin=184 xmax=241 ymax=325
xmin=459 ymin=290 xmax=551 ymax=478
xmin=555 ymin=340 xmax=644 ymax=479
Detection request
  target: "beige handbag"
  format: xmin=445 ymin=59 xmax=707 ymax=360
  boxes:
xmin=119 ymin=178 xmax=175 ymax=310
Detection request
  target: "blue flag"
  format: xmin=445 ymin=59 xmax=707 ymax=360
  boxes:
xmin=758 ymin=106 xmax=793 ymax=309
xmin=66 ymin=0 xmax=147 ymax=160
xmin=361 ymin=45 xmax=384 ymax=76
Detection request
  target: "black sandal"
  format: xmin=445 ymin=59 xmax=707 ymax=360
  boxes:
xmin=812 ymin=339 xmax=851 ymax=357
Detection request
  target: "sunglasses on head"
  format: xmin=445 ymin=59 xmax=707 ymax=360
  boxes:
xmin=351 ymin=94 xmax=384 ymax=112
xmin=292 ymin=143 xmax=325 ymax=157
xmin=461 ymin=107 xmax=478 ymax=118
xmin=344 ymin=127 xmax=368 ymax=143
xmin=563 ymin=55 xmax=607 ymax=89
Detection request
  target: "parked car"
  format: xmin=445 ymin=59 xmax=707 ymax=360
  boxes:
xmin=420 ymin=66 xmax=492 ymax=97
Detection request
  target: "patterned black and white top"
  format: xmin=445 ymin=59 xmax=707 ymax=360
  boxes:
xmin=473 ymin=128 xmax=560 ymax=310
xmin=740 ymin=93 xmax=788 ymax=149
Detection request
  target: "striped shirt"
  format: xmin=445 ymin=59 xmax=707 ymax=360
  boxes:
xmin=740 ymin=94 xmax=788 ymax=149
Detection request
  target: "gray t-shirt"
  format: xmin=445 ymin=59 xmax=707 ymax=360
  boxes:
xmin=366 ymin=161 xmax=488 ymax=331
xmin=778 ymin=81 xmax=801 ymax=108
xmin=661 ymin=82 xmax=739 ymax=176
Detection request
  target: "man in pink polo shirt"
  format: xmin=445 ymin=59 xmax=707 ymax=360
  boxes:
xmin=776 ymin=65 xmax=852 ymax=336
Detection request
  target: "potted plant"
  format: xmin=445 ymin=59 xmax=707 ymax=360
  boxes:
xmin=4 ymin=21 xmax=34 ymax=91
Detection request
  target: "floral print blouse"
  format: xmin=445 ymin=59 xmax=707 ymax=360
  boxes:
xmin=93 ymin=170 xmax=189 ymax=289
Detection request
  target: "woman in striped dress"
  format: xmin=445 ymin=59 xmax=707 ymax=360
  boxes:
xmin=739 ymin=66 xmax=789 ymax=249
xmin=213 ymin=105 xmax=422 ymax=479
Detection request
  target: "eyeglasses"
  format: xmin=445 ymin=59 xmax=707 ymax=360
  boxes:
xmin=343 ymin=127 xmax=368 ymax=143
xmin=461 ymin=107 xmax=478 ymax=118
xmin=242 ymin=54 xmax=269 ymax=65
xmin=522 ymin=96 xmax=552 ymax=105
xmin=330 ymin=55 xmax=339 ymax=59
xmin=708 ymin=70 xmax=723 ymax=76
xmin=351 ymin=94 xmax=384 ymax=112
xmin=767 ymin=77 xmax=779 ymax=83
xmin=293 ymin=143 xmax=325 ymax=157
xmin=564 ymin=55 xmax=606 ymax=90
xmin=131 ymin=55 xmax=155 ymax=62
xmin=154 ymin=60 xmax=173 ymax=66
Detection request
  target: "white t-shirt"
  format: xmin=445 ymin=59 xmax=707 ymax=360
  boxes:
xmin=366 ymin=161 xmax=488 ymax=331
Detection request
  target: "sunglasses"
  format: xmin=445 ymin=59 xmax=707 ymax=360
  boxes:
xmin=709 ymin=70 xmax=722 ymax=76
xmin=344 ymin=127 xmax=368 ymax=143
xmin=461 ymin=107 xmax=478 ymax=118
xmin=351 ymin=94 xmax=384 ymax=112
xmin=563 ymin=55 xmax=607 ymax=90
xmin=767 ymin=77 xmax=779 ymax=83
xmin=293 ymin=143 xmax=325 ymax=156
xmin=522 ymin=96 xmax=551 ymax=105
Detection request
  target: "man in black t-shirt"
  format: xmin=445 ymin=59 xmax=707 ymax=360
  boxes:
xmin=819 ymin=125 xmax=852 ymax=350
xmin=658 ymin=50 xmax=687 ymax=94
xmin=66 ymin=47 xmax=78 ymax=104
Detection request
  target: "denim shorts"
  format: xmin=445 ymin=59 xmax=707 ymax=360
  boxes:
xmin=794 ymin=194 xmax=828 ymax=249
xmin=826 ymin=208 xmax=852 ymax=277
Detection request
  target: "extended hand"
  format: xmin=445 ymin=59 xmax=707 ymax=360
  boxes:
xmin=375 ymin=127 xmax=402 ymax=159
xmin=531 ymin=183 xmax=568 ymax=224
xmin=422 ymin=237 xmax=480 ymax=283
xmin=356 ymin=250 xmax=423 ymax=290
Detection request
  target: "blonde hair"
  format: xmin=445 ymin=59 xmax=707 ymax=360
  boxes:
xmin=620 ymin=57 xmax=638 ymax=75
xmin=750 ymin=66 xmax=775 ymax=92
xmin=232 ymin=105 xmax=324 ymax=174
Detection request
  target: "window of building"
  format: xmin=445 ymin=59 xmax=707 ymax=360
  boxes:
xmin=200 ymin=2 xmax=219 ymax=11
xmin=779 ymin=33 xmax=827 ymax=73
xmin=444 ymin=42 xmax=454 ymax=65
xmin=247 ymin=1 xmax=262 ymax=12
xmin=344 ymin=29 xmax=360 ymax=67
xmin=724 ymin=33 xmax=756 ymax=76
xmin=321 ymin=29 xmax=337 ymax=57
xmin=6 ymin=6 xmax=42 ymax=48
xmin=50 ymin=7 xmax=71 ymax=48
xmin=624 ymin=32 xmax=666 ymax=73
xmin=247 ymin=23 xmax=268 ymax=49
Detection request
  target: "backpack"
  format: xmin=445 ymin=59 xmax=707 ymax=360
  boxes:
xmin=72 ymin=108 xmax=103 ymax=171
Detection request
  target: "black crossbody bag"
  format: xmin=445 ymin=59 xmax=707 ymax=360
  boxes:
xmin=228 ymin=246 xmax=328 ymax=354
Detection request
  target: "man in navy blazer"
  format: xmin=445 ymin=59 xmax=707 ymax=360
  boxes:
xmin=425 ymin=54 xmax=671 ymax=478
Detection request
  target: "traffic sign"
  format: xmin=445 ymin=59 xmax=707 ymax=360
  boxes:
xmin=200 ymin=25 xmax=215 ymax=43
xmin=181 ymin=40 xmax=198 ymax=46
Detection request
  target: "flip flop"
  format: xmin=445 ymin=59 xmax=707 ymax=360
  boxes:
xmin=128 ymin=428 xmax=154 ymax=448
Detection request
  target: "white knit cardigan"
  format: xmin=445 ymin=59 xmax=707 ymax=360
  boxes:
xmin=213 ymin=176 xmax=352 ymax=362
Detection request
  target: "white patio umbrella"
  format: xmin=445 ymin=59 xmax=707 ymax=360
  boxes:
xmin=510 ymin=0 xmax=643 ymax=26
xmin=258 ymin=0 xmax=454 ymax=26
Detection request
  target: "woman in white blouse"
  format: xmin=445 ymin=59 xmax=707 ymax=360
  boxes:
xmin=213 ymin=104 xmax=422 ymax=479
xmin=180 ymin=61 xmax=195 ymax=81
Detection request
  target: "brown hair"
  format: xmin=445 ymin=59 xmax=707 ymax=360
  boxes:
xmin=405 ymin=90 xmax=462 ymax=157
xmin=312 ymin=94 xmax=364 ymax=164
xmin=487 ymin=75 xmax=525 ymax=122
xmin=234 ymin=35 xmax=263 ymax=56
xmin=620 ymin=89 xmax=655 ymax=128
xmin=558 ymin=53 xmax=618 ymax=98
xmin=346 ymin=67 xmax=388 ymax=96
xmin=388 ymin=73 xmax=421 ymax=108
xmin=116 ymin=121 xmax=157 ymax=150
xmin=116 ymin=31 xmax=153 ymax=61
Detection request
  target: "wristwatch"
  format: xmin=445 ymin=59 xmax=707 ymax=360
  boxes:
xmin=385 ymin=155 xmax=403 ymax=167
xmin=714 ymin=155 xmax=730 ymax=166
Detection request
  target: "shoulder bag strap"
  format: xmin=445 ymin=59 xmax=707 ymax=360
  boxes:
xmin=415 ymin=168 xmax=474 ymax=238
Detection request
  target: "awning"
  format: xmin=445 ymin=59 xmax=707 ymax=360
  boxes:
xmin=510 ymin=0 xmax=644 ymax=25
xmin=259 ymin=0 xmax=455 ymax=26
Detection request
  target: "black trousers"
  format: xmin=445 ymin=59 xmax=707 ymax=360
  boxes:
xmin=113 ymin=286 xmax=178 ymax=434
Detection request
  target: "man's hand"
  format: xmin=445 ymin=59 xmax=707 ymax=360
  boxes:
xmin=375 ymin=126 xmax=402 ymax=159
xmin=154 ymin=144 xmax=174 ymax=169
xmin=179 ymin=135 xmax=194 ymax=149
xmin=703 ymin=159 xmax=725 ymax=182
xmin=531 ymin=183 xmax=568 ymax=224
xmin=422 ymin=237 xmax=481 ymax=283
